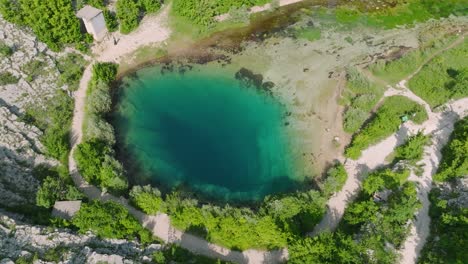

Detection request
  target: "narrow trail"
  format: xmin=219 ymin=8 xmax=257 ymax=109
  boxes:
xmin=312 ymin=49 xmax=468 ymax=264
xmin=68 ymin=5 xmax=287 ymax=264
xmin=68 ymin=5 xmax=467 ymax=263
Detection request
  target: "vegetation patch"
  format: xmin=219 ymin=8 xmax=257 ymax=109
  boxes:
xmin=153 ymin=244 xmax=233 ymax=264
xmin=75 ymin=62 xmax=128 ymax=194
xmin=341 ymin=67 xmax=385 ymax=133
xmin=0 ymin=71 xmax=19 ymax=85
xmin=35 ymin=165 xmax=83 ymax=208
xmin=72 ymin=200 xmax=155 ymax=244
xmin=116 ymin=0 xmax=162 ymax=34
xmin=289 ymin=168 xmax=420 ymax=263
xmin=369 ymin=35 xmax=459 ymax=85
xmin=129 ymin=163 xmax=348 ymax=250
xmin=0 ymin=0 xmax=87 ymax=51
xmin=0 ymin=41 xmax=13 ymax=57
xmin=56 ymin=53 xmax=87 ymax=91
xmin=345 ymin=95 xmax=428 ymax=159
xmin=434 ymin=116 xmax=468 ymax=182
xmin=408 ymin=40 xmax=468 ymax=108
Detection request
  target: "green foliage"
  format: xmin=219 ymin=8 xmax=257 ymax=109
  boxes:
xmin=334 ymin=0 xmax=466 ymax=29
xmin=155 ymin=244 xmax=231 ymax=264
xmin=72 ymin=201 xmax=154 ymax=244
xmin=21 ymin=90 xmax=74 ymax=163
xmin=419 ymin=188 xmax=468 ymax=264
xmin=288 ymin=232 xmax=364 ymax=264
xmin=92 ymin=62 xmax=118 ymax=85
xmin=362 ymin=169 xmax=410 ymax=196
xmin=22 ymin=59 xmax=46 ymax=82
xmin=78 ymin=62 xmax=127 ymax=193
xmin=408 ymin=40 xmax=468 ymax=108
xmin=36 ymin=176 xmax=83 ymax=208
xmin=434 ymin=116 xmax=468 ymax=182
xmin=321 ymin=162 xmax=348 ymax=196
xmin=172 ymin=0 xmax=269 ymax=28
xmin=56 ymin=53 xmax=87 ymax=91
xmin=345 ymin=95 xmax=428 ymax=159
xmin=130 ymin=185 xmax=163 ymax=215
xmin=295 ymin=27 xmax=321 ymax=42
xmin=139 ymin=0 xmax=161 ymax=13
xmin=0 ymin=71 xmax=19 ymax=85
xmin=0 ymin=0 xmax=84 ymax=51
xmin=369 ymin=35 xmax=459 ymax=85
xmin=116 ymin=0 xmax=140 ymax=34
xmin=103 ymin=10 xmax=119 ymax=32
xmin=342 ymin=67 xmax=384 ymax=133
xmin=0 ymin=41 xmax=13 ymax=57
xmin=393 ymin=131 xmax=429 ymax=164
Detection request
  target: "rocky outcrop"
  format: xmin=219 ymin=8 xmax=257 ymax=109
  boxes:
xmin=0 ymin=16 xmax=65 ymax=208
xmin=0 ymin=211 xmax=162 ymax=263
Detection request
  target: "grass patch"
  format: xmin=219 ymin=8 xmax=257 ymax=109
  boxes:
xmin=0 ymin=71 xmax=19 ymax=85
xmin=295 ymin=27 xmax=321 ymax=41
xmin=345 ymin=95 xmax=428 ymax=159
xmin=341 ymin=67 xmax=385 ymax=133
xmin=0 ymin=41 xmax=13 ymax=57
xmin=72 ymin=200 xmax=155 ymax=244
xmin=56 ymin=53 xmax=87 ymax=91
xmin=408 ymin=39 xmax=468 ymax=108
xmin=369 ymin=35 xmax=460 ymax=85
xmin=433 ymin=116 xmax=468 ymax=182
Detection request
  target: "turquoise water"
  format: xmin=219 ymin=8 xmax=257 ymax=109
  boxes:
xmin=114 ymin=65 xmax=302 ymax=201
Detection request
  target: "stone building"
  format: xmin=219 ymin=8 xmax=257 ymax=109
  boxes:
xmin=76 ymin=5 xmax=108 ymax=41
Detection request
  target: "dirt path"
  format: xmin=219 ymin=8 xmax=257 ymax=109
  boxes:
xmin=68 ymin=5 xmax=288 ymax=264
xmin=215 ymin=0 xmax=305 ymax=21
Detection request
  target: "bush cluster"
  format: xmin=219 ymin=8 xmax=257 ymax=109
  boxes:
xmin=342 ymin=67 xmax=384 ymax=133
xmin=289 ymin=168 xmax=421 ymax=263
xmin=345 ymin=95 xmax=428 ymax=159
xmin=56 ymin=53 xmax=87 ymax=91
xmin=35 ymin=165 xmax=83 ymax=208
xmin=393 ymin=131 xmax=429 ymax=165
xmin=129 ymin=163 xmax=347 ymax=250
xmin=434 ymin=116 xmax=468 ymax=182
xmin=0 ymin=41 xmax=13 ymax=57
xmin=76 ymin=62 xmax=128 ymax=194
xmin=72 ymin=200 xmax=155 ymax=244
xmin=408 ymin=41 xmax=468 ymax=108
xmin=0 ymin=71 xmax=19 ymax=85
xmin=116 ymin=0 xmax=162 ymax=34
xmin=0 ymin=0 xmax=84 ymax=51
xmin=172 ymin=0 xmax=269 ymax=28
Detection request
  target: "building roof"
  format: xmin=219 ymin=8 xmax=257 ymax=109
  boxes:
xmin=51 ymin=201 xmax=82 ymax=220
xmin=76 ymin=5 xmax=103 ymax=20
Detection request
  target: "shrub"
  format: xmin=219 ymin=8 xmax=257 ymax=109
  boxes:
xmin=86 ymin=80 xmax=112 ymax=114
xmin=103 ymin=10 xmax=119 ymax=32
xmin=130 ymin=185 xmax=163 ymax=215
xmin=0 ymin=0 xmax=84 ymax=51
xmin=0 ymin=71 xmax=19 ymax=85
xmin=139 ymin=0 xmax=161 ymax=13
xmin=0 ymin=41 xmax=13 ymax=57
xmin=72 ymin=201 xmax=154 ymax=243
xmin=343 ymin=107 xmax=368 ymax=133
xmin=345 ymin=95 xmax=428 ymax=159
xmin=75 ymin=139 xmax=112 ymax=183
xmin=434 ymin=116 xmax=468 ymax=181
xmin=321 ymin=162 xmax=348 ymax=196
xmin=116 ymin=0 xmax=140 ymax=34
xmin=92 ymin=62 xmax=118 ymax=84
xmin=56 ymin=53 xmax=87 ymax=91
xmin=84 ymin=114 xmax=116 ymax=144
xmin=393 ymin=131 xmax=429 ymax=164
xmin=408 ymin=41 xmax=468 ymax=108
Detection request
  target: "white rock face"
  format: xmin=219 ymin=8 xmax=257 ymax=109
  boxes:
xmin=0 ymin=212 xmax=162 ymax=263
xmin=0 ymin=16 xmax=64 ymax=208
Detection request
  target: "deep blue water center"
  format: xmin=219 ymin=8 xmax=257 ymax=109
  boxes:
xmin=114 ymin=65 xmax=300 ymax=201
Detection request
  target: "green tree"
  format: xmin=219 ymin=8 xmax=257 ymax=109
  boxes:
xmin=116 ymin=0 xmax=140 ymax=34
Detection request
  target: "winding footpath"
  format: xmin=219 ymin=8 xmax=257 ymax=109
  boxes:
xmin=68 ymin=5 xmax=287 ymax=264
xmin=68 ymin=6 xmax=467 ymax=263
xmin=312 ymin=39 xmax=468 ymax=263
